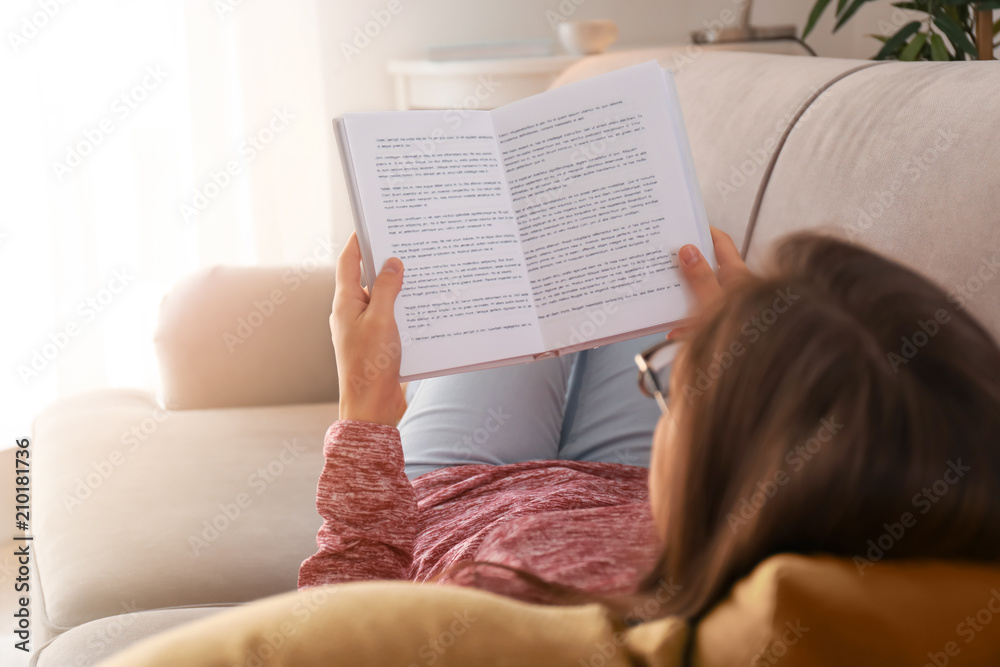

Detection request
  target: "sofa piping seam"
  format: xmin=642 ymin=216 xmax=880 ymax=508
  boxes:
xmin=739 ymin=61 xmax=889 ymax=258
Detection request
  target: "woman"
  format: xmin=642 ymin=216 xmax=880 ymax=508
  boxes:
xmin=298 ymin=227 xmax=1000 ymax=625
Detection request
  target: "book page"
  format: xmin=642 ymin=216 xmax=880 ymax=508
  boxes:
xmin=341 ymin=111 xmax=544 ymax=378
xmin=491 ymin=62 xmax=714 ymax=351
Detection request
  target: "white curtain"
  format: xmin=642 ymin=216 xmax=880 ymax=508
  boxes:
xmin=1 ymin=0 xmax=335 ymax=438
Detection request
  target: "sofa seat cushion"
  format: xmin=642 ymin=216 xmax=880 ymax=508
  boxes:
xmin=31 ymin=388 xmax=337 ymax=643
xmin=31 ymin=606 xmax=231 ymax=667
xmin=94 ymin=555 xmax=1000 ymax=667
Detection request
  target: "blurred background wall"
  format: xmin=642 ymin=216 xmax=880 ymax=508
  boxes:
xmin=0 ymin=0 xmax=912 ymax=439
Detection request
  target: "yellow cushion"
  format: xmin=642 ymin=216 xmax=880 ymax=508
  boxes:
xmin=696 ymin=555 xmax=1000 ymax=667
xmin=96 ymin=555 xmax=1000 ymax=667
xmin=94 ymin=580 xmax=683 ymax=667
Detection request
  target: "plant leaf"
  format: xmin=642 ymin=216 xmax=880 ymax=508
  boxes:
xmin=835 ymin=0 xmax=870 ymax=32
xmin=804 ymin=0 xmax=834 ymax=38
xmin=837 ymin=0 xmax=850 ymax=12
xmin=934 ymin=14 xmax=979 ymax=56
xmin=900 ymin=32 xmax=929 ymax=59
xmin=874 ymin=21 xmax=922 ymax=58
xmin=930 ymin=32 xmax=951 ymax=59
xmin=833 ymin=0 xmax=871 ymax=32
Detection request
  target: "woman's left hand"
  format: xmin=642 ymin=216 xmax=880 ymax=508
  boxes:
xmin=332 ymin=233 xmax=406 ymax=427
xmin=669 ymin=226 xmax=751 ymax=339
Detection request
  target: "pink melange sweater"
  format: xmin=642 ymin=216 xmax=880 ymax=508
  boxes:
xmin=297 ymin=420 xmax=659 ymax=602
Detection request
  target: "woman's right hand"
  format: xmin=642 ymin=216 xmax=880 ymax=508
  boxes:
xmin=670 ymin=226 xmax=751 ymax=338
xmin=331 ymin=233 xmax=406 ymax=427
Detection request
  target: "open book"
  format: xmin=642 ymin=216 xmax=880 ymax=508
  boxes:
xmin=336 ymin=61 xmax=715 ymax=381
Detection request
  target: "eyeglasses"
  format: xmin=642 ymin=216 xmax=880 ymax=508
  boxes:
xmin=635 ymin=338 xmax=679 ymax=416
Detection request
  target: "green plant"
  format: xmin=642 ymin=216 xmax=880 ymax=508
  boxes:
xmin=803 ymin=0 xmax=1000 ymax=60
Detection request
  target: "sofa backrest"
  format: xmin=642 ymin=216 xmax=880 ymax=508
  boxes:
xmin=155 ymin=265 xmax=338 ymax=409
xmin=553 ymin=50 xmax=1000 ymax=339
xmin=157 ymin=51 xmax=999 ymax=410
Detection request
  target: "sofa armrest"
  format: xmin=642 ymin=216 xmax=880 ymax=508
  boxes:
xmin=31 ymin=389 xmax=337 ymax=642
xmin=155 ymin=265 xmax=337 ymax=410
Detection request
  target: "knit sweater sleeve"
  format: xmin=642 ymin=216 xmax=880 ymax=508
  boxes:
xmin=297 ymin=420 xmax=418 ymax=588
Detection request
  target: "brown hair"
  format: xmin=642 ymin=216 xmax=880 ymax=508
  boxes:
xmin=441 ymin=233 xmax=1000 ymax=629
xmin=641 ymin=232 xmax=1000 ymax=621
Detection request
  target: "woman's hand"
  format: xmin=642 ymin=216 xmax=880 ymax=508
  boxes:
xmin=669 ymin=227 xmax=751 ymax=338
xmin=332 ymin=233 xmax=406 ymax=426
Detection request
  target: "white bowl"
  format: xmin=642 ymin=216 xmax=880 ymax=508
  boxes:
xmin=557 ymin=19 xmax=619 ymax=56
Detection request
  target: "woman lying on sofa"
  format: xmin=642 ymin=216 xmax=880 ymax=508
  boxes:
xmin=298 ymin=227 xmax=1000 ymax=626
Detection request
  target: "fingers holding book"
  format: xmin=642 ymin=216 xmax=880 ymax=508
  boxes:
xmin=332 ymin=232 xmax=407 ymax=427
xmin=668 ymin=227 xmax=752 ymax=340
xmin=710 ymin=226 xmax=751 ymax=290
xmin=369 ymin=256 xmax=404 ymax=319
xmin=334 ymin=233 xmax=370 ymax=318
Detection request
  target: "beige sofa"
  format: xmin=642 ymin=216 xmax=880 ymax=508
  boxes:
xmin=29 ymin=49 xmax=1000 ymax=665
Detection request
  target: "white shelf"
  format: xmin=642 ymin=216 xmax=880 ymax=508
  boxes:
xmin=386 ymin=54 xmax=583 ymax=110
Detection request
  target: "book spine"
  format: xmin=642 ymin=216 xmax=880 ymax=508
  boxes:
xmin=333 ymin=118 xmax=378 ymax=288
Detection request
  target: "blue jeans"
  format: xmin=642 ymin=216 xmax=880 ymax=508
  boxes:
xmin=398 ymin=332 xmax=667 ymax=480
